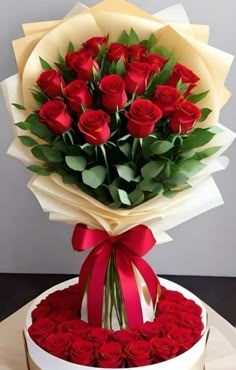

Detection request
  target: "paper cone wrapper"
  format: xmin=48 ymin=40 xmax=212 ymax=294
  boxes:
xmin=24 ymin=277 xmax=208 ymax=370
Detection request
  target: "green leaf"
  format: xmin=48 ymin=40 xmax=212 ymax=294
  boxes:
xmin=116 ymin=164 xmax=136 ymax=182
xmin=31 ymin=91 xmax=48 ymax=105
xmin=31 ymin=145 xmax=47 ymax=161
xmin=67 ymin=41 xmax=74 ymax=53
xmin=151 ymin=141 xmax=174 ymax=155
xmin=19 ymin=136 xmax=37 ymax=147
xmin=141 ymin=160 xmax=166 ymax=178
xmin=199 ymin=108 xmax=212 ymax=122
xmin=43 ymin=147 xmax=63 ymax=163
xmin=174 ymin=159 xmax=205 ymax=178
xmin=82 ymin=166 xmax=106 ymax=189
xmin=147 ymin=34 xmax=157 ymax=50
xmin=129 ymin=189 xmax=144 ymax=206
xmin=193 ymin=146 xmax=221 ymax=160
xmin=65 ymin=156 xmax=87 ymax=171
xmin=39 ymin=56 xmax=52 ymax=71
xmin=118 ymin=189 xmax=131 ymax=206
xmin=151 ymin=45 xmax=172 ymax=58
xmin=138 ymin=178 xmax=162 ymax=193
xmin=116 ymin=57 xmax=125 ymax=76
xmin=119 ymin=143 xmax=131 ymax=157
xmin=118 ymin=30 xmax=129 ymax=44
xmin=27 ymin=165 xmax=52 ymax=176
xmin=15 ymin=121 xmax=31 ymax=130
xmin=187 ymin=90 xmax=209 ymax=104
xmin=11 ymin=103 xmax=26 ymax=110
xmin=128 ymin=28 xmax=140 ymax=46
xmin=182 ymin=128 xmax=215 ymax=151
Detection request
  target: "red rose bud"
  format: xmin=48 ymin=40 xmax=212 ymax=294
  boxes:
xmin=28 ymin=318 xmax=56 ymax=342
xmin=168 ymin=63 xmax=200 ymax=95
xmin=63 ymin=80 xmax=93 ymax=113
xmin=87 ymin=327 xmax=112 ymax=344
xmin=83 ymin=35 xmax=109 ymax=57
xmin=150 ymin=337 xmax=179 ymax=362
xmin=97 ymin=342 xmax=125 ymax=368
xmin=153 ymin=85 xmax=181 ymax=117
xmin=66 ymin=50 xmax=99 ymax=81
xmin=70 ymin=340 xmax=97 ymax=366
xmin=145 ymin=53 xmax=168 ymax=73
xmin=128 ymin=44 xmax=147 ymax=61
xmin=125 ymin=61 xmax=151 ymax=95
xmin=36 ymin=69 xmax=65 ymax=98
xmin=125 ymin=99 xmax=162 ymax=138
xmin=169 ymin=99 xmax=201 ymax=134
xmin=99 ymin=74 xmax=127 ymax=111
xmin=44 ymin=333 xmax=71 ymax=360
xmin=112 ymin=329 xmax=139 ymax=346
xmin=138 ymin=321 xmax=162 ymax=340
xmin=78 ymin=110 xmax=110 ymax=145
xmin=39 ymin=100 xmax=72 ymax=134
xmin=106 ymin=42 xmax=128 ymax=64
xmin=168 ymin=327 xmax=195 ymax=353
xmin=125 ymin=340 xmax=152 ymax=367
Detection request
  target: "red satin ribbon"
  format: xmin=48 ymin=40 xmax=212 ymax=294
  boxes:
xmin=72 ymin=224 xmax=159 ymax=328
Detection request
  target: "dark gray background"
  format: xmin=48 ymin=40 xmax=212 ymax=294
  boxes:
xmin=0 ymin=0 xmax=235 ymax=275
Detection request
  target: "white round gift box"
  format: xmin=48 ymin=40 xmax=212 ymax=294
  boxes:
xmin=24 ymin=278 xmax=208 ymax=370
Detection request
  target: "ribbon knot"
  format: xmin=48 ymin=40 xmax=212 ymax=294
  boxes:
xmin=72 ymin=224 xmax=160 ymax=328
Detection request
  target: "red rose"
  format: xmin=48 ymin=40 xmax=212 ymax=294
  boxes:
xmin=59 ymin=319 xmax=91 ymax=339
xmin=87 ymin=328 xmax=112 ymax=345
xmin=138 ymin=321 xmax=162 ymax=340
xmin=125 ymin=99 xmax=162 ymax=138
xmin=150 ymin=337 xmax=179 ymax=362
xmin=158 ymin=301 xmax=181 ymax=317
xmin=125 ymin=340 xmax=152 ymax=367
xmin=161 ymin=289 xmax=185 ymax=304
xmin=36 ymin=69 xmax=64 ymax=98
xmin=145 ymin=53 xmax=167 ymax=73
xmin=153 ymin=85 xmax=181 ymax=117
xmin=112 ymin=329 xmax=139 ymax=346
xmin=155 ymin=313 xmax=179 ymax=336
xmin=63 ymin=80 xmax=93 ymax=113
xmin=180 ymin=312 xmax=204 ymax=338
xmin=28 ymin=318 xmax=56 ymax=344
xmin=169 ymin=99 xmax=201 ymax=134
xmin=168 ymin=327 xmax=195 ymax=353
xmin=106 ymin=42 xmax=128 ymax=64
xmin=70 ymin=339 xmax=97 ymax=366
xmin=168 ymin=63 xmax=200 ymax=96
xmin=32 ymin=303 xmax=51 ymax=321
xmin=49 ymin=308 xmax=77 ymax=324
xmin=125 ymin=61 xmax=151 ymax=95
xmin=66 ymin=50 xmax=99 ymax=81
xmin=78 ymin=110 xmax=110 ymax=145
xmin=97 ymin=342 xmax=125 ymax=368
xmin=44 ymin=333 xmax=71 ymax=360
xmin=182 ymin=300 xmax=202 ymax=316
xmin=128 ymin=44 xmax=147 ymax=61
xmin=83 ymin=35 xmax=109 ymax=57
xmin=39 ymin=100 xmax=72 ymax=134
xmin=99 ymin=74 xmax=127 ymax=111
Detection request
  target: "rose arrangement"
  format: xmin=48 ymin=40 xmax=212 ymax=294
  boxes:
xmin=28 ymin=283 xmax=204 ymax=367
xmin=16 ymin=29 xmax=214 ymax=208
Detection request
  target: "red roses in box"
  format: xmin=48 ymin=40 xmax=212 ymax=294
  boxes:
xmin=29 ymin=283 xmax=204 ymax=367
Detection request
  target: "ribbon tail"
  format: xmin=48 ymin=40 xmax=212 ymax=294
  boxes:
xmin=115 ymin=250 xmax=143 ymax=328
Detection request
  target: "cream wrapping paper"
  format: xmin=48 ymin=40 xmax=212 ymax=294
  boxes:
xmin=1 ymin=0 xmax=235 ymax=242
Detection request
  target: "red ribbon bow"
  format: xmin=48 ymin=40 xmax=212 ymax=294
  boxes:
xmin=72 ymin=224 xmax=159 ymax=328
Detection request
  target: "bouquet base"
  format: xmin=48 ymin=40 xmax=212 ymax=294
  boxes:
xmin=24 ymin=278 xmax=208 ymax=370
